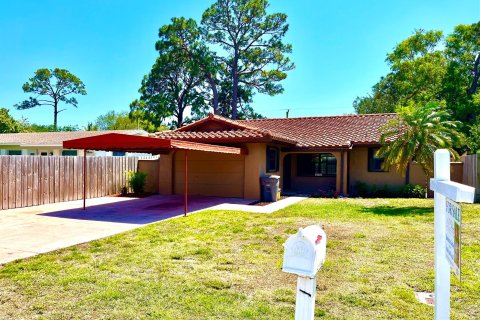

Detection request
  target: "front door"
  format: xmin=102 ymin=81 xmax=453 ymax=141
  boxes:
xmin=283 ymin=154 xmax=292 ymax=190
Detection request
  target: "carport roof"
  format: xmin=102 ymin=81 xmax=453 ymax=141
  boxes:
xmin=63 ymin=133 xmax=248 ymax=155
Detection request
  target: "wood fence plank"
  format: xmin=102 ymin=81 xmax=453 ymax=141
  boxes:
xmin=8 ymin=157 xmax=14 ymax=209
xmin=93 ymin=157 xmax=98 ymax=198
xmin=2 ymin=157 xmax=9 ymax=209
xmin=49 ymin=157 xmax=55 ymax=204
xmin=14 ymin=157 xmax=22 ymax=208
xmin=26 ymin=157 xmax=33 ymax=207
xmin=77 ymin=156 xmax=82 ymax=200
xmin=32 ymin=157 xmax=39 ymax=206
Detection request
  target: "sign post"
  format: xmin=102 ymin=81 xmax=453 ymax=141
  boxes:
xmin=430 ymin=149 xmax=475 ymax=320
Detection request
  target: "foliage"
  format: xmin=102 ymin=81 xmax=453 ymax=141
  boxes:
xmin=401 ymin=184 xmax=427 ymax=198
xmin=132 ymin=0 xmax=292 ymax=126
xmin=94 ymin=110 xmax=138 ymax=130
xmin=354 ymin=181 xmax=425 ymax=198
xmin=201 ymin=0 xmax=294 ymax=119
xmin=466 ymin=114 xmax=480 ymax=153
xmin=15 ymin=68 xmax=86 ymax=129
xmin=377 ymin=101 xmax=463 ymax=178
xmin=83 ymin=122 xmax=98 ymax=131
xmin=126 ymin=171 xmax=147 ymax=194
xmin=355 ymin=22 xmax=480 ymax=151
xmin=131 ymin=18 xmax=208 ymax=129
xmin=1 ymin=198 xmax=479 ymax=319
xmin=0 ymin=108 xmax=23 ymax=133
xmin=22 ymin=123 xmax=80 ymax=132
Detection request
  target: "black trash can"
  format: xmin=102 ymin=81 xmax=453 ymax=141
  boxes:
xmin=260 ymin=175 xmax=280 ymax=202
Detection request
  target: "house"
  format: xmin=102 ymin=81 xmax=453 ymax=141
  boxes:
xmin=0 ymin=130 xmax=148 ymax=156
xmin=147 ymin=113 xmax=428 ymax=199
xmin=63 ymin=113 xmax=433 ymax=202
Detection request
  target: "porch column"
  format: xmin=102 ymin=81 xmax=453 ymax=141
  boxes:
xmin=83 ymin=149 xmax=87 ymax=210
xmin=184 ymin=150 xmax=188 ymax=217
xmin=342 ymin=151 xmax=348 ymax=195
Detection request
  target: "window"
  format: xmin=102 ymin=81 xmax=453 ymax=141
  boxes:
xmin=7 ymin=150 xmax=21 ymax=155
xmin=297 ymin=153 xmax=336 ymax=177
xmin=62 ymin=150 xmax=78 ymax=156
xmin=266 ymin=147 xmax=279 ymax=172
xmin=368 ymin=148 xmax=386 ymax=172
xmin=113 ymin=151 xmax=126 ymax=157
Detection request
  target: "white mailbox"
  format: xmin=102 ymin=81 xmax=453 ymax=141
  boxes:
xmin=282 ymin=225 xmax=327 ymax=278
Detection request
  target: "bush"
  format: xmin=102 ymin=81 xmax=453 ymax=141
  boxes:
xmin=353 ymin=181 xmax=425 ymax=198
xmin=126 ymin=171 xmax=148 ymax=194
xmin=401 ymin=184 xmax=426 ymax=198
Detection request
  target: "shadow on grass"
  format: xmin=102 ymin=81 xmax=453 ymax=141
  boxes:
xmin=361 ymin=206 xmax=432 ymax=217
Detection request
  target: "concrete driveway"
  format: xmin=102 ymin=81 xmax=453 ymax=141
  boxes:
xmin=0 ymin=195 xmax=252 ymax=265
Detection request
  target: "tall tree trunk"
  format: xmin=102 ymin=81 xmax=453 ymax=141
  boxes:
xmin=468 ymin=53 xmax=480 ymax=95
xmin=405 ymin=162 xmax=410 ymax=185
xmin=207 ymin=73 xmax=219 ymax=115
xmin=53 ymin=101 xmax=58 ymax=131
xmin=231 ymin=50 xmax=239 ymax=119
xmin=176 ymin=101 xmax=184 ymax=129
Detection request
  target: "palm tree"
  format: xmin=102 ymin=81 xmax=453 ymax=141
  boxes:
xmin=377 ymin=101 xmax=463 ymax=191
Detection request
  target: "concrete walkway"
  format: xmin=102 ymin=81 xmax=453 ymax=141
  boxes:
xmin=0 ymin=195 xmax=253 ymax=265
xmin=211 ymin=196 xmax=307 ymax=213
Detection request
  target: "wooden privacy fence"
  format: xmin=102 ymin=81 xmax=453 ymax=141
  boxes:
xmin=0 ymin=156 xmax=140 ymax=210
xmin=462 ymin=154 xmax=480 ymax=202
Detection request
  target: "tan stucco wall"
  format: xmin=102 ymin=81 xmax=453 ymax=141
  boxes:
xmin=243 ymin=143 xmax=267 ymax=200
xmin=348 ymin=147 xmax=430 ymax=191
xmin=138 ymin=159 xmax=159 ymax=193
xmin=158 ymin=152 xmax=174 ymax=195
xmin=173 ymin=150 xmax=245 ymax=198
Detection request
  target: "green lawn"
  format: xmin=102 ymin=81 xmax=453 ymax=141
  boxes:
xmin=0 ymin=198 xmax=479 ymax=319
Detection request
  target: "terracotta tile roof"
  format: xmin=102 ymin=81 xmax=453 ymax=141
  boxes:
xmin=152 ymin=113 xmax=397 ymax=149
xmin=0 ymin=130 xmax=147 ymax=147
xmin=152 ymin=114 xmax=297 ymax=144
xmin=239 ymin=113 xmax=398 ymax=148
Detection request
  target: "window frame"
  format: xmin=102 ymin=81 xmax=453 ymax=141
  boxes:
xmin=7 ymin=150 xmax=22 ymax=155
xmin=266 ymin=146 xmax=279 ymax=173
xmin=62 ymin=150 xmax=78 ymax=156
xmin=368 ymin=147 xmax=387 ymax=172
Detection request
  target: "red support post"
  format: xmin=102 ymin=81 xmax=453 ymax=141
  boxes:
xmin=83 ymin=149 xmax=87 ymax=210
xmin=184 ymin=150 xmax=188 ymax=217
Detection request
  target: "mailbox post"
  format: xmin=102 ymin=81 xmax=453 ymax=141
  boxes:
xmin=283 ymin=225 xmax=327 ymax=320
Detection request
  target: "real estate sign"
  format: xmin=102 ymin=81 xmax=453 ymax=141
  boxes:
xmin=445 ymin=198 xmax=461 ymax=280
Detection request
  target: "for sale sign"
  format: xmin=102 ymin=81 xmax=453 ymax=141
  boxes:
xmin=446 ymin=198 xmax=461 ymax=280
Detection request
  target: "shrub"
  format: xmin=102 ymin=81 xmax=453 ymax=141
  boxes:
xmin=401 ymin=184 xmax=426 ymax=198
xmin=353 ymin=181 xmax=425 ymax=198
xmin=126 ymin=171 xmax=148 ymax=194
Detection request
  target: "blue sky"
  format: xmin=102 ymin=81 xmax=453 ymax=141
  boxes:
xmin=0 ymin=1 xmax=479 ymax=128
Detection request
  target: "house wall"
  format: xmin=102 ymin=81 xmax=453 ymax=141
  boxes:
xmin=138 ymin=158 xmax=160 ymax=193
xmin=173 ymin=150 xmax=245 ymax=198
xmin=158 ymin=152 xmax=174 ymax=195
xmin=348 ymin=146 xmax=440 ymax=192
xmin=349 ymin=147 xmax=404 ymax=188
xmin=243 ymin=143 xmax=266 ymax=200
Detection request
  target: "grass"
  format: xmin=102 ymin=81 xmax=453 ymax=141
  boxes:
xmin=0 ymin=198 xmax=479 ymax=319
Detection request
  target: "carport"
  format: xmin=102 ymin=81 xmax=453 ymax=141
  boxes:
xmin=63 ymin=133 xmax=248 ymax=216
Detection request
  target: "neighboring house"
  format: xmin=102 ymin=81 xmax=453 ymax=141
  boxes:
xmin=0 ymin=130 xmax=149 ymax=157
xmin=149 ymin=113 xmax=428 ymax=199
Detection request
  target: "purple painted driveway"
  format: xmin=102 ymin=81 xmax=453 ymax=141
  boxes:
xmin=0 ymin=195 xmax=252 ymax=265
